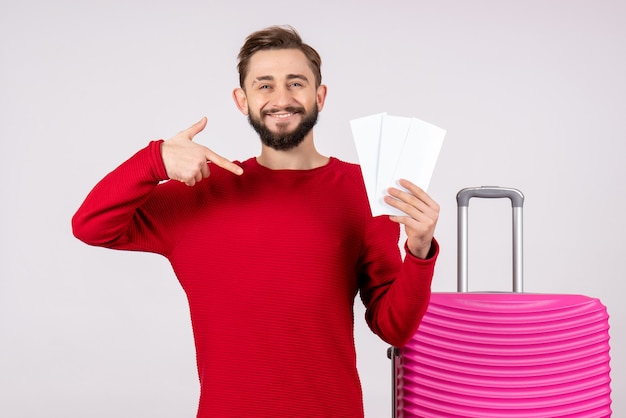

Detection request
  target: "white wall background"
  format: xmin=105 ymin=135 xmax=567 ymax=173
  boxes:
xmin=1 ymin=1 xmax=624 ymax=416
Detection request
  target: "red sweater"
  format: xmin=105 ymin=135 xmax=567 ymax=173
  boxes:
xmin=72 ymin=140 xmax=438 ymax=417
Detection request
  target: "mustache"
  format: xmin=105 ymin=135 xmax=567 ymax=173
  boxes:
xmin=262 ymin=106 xmax=305 ymax=116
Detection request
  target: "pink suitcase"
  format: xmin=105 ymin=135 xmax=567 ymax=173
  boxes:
xmin=389 ymin=186 xmax=612 ymax=417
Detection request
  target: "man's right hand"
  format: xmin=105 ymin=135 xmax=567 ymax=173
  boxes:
xmin=160 ymin=117 xmax=243 ymax=186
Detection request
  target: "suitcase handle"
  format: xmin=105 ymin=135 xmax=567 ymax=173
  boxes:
xmin=456 ymin=186 xmax=524 ymax=292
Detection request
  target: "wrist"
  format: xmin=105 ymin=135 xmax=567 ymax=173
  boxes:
xmin=407 ymin=239 xmax=438 ymax=260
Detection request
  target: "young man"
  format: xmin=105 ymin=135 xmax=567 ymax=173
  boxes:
xmin=73 ymin=26 xmax=439 ymax=417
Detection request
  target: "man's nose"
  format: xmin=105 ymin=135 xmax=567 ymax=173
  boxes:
xmin=271 ymin=85 xmax=294 ymax=107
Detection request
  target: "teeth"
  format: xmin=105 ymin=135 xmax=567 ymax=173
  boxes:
xmin=271 ymin=113 xmax=292 ymax=118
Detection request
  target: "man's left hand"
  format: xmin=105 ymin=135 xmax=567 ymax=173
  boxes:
xmin=384 ymin=179 xmax=439 ymax=259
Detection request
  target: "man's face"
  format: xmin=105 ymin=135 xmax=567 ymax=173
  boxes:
xmin=233 ymin=49 xmax=326 ymax=151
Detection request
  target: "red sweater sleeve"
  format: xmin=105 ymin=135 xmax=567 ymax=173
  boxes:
xmin=72 ymin=140 xmax=171 ymax=253
xmin=358 ymin=215 xmax=439 ymax=347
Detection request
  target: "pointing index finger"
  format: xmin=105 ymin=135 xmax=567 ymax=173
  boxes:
xmin=205 ymin=148 xmax=243 ymax=176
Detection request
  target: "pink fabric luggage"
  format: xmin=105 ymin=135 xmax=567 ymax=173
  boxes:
xmin=389 ymin=186 xmax=612 ymax=417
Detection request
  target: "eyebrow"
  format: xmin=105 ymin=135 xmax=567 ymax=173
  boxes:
xmin=251 ymin=74 xmax=309 ymax=86
xmin=286 ymin=74 xmax=309 ymax=82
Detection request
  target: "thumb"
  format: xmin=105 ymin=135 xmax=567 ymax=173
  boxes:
xmin=182 ymin=117 xmax=208 ymax=140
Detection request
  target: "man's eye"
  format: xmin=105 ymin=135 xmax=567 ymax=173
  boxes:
xmin=259 ymin=85 xmax=271 ymax=90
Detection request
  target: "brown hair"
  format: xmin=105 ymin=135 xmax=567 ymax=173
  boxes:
xmin=237 ymin=25 xmax=322 ymax=89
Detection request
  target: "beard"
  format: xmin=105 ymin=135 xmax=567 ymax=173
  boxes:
xmin=247 ymin=105 xmax=319 ymax=151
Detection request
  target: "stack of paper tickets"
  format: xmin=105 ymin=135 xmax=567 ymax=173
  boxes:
xmin=350 ymin=113 xmax=446 ymax=216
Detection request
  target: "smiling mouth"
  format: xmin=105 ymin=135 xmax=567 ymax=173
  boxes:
xmin=267 ymin=112 xmax=296 ymax=119
xmin=263 ymin=106 xmax=304 ymax=119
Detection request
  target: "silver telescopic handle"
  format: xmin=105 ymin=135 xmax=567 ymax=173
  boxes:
xmin=456 ymin=186 xmax=525 ymax=293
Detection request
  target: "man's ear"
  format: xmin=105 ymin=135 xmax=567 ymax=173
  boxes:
xmin=316 ymin=84 xmax=328 ymax=112
xmin=232 ymin=88 xmax=249 ymax=115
